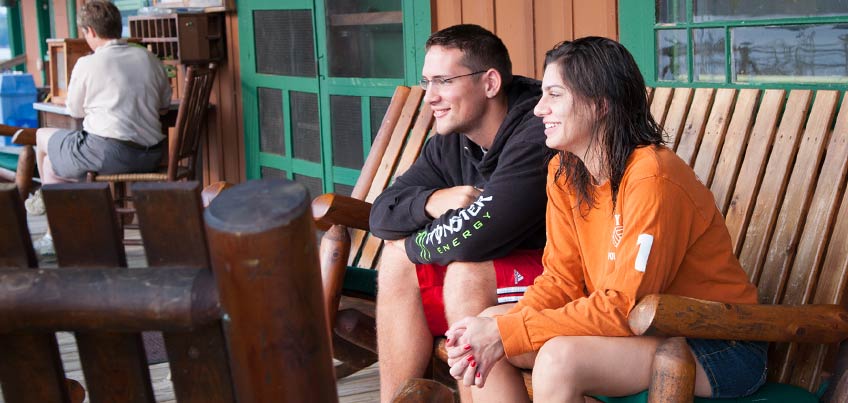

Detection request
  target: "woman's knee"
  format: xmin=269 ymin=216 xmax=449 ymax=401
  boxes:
xmin=533 ymin=337 xmax=584 ymax=386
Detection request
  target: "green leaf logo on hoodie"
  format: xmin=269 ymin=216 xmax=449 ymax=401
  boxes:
xmin=415 ymin=230 xmax=431 ymax=262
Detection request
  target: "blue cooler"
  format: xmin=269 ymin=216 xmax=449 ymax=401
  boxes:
xmin=0 ymin=73 xmax=38 ymax=147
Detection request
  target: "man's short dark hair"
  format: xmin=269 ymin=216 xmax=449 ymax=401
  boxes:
xmin=425 ymin=24 xmax=513 ymax=86
xmin=77 ymin=0 xmax=123 ymax=40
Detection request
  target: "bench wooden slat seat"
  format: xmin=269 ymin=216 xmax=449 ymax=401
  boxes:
xmin=0 ymin=179 xmax=338 ymax=402
xmin=313 ymin=85 xmax=848 ymax=402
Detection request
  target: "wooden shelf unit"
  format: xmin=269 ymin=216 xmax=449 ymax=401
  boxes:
xmin=46 ymin=38 xmax=92 ymax=105
xmin=129 ymin=13 xmax=225 ymax=64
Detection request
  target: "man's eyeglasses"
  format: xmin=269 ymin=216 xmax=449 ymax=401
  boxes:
xmin=419 ymin=71 xmax=487 ymax=90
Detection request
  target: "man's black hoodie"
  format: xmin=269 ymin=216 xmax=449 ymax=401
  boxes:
xmin=369 ymin=76 xmax=554 ymax=265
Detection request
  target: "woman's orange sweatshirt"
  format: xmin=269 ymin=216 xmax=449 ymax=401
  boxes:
xmin=496 ymin=145 xmax=758 ymax=358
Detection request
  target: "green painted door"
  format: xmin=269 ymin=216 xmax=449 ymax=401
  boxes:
xmin=238 ymin=0 xmax=430 ymax=198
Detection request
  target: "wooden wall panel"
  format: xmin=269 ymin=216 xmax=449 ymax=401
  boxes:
xmin=21 ymin=1 xmax=43 ymax=86
xmin=573 ymin=0 xmax=618 ymax=40
xmin=52 ymin=0 xmax=71 ymax=38
xmin=495 ymin=0 xmax=534 ymax=79
xmin=433 ymin=0 xmax=619 ymax=79
xmin=433 ymin=0 xmax=462 ymax=29
xmin=533 ymin=0 xmax=573 ymax=78
xmin=461 ymin=0 xmax=495 ymax=32
xmin=201 ymin=11 xmax=246 ymax=185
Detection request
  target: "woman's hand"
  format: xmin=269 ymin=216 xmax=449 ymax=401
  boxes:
xmin=445 ymin=316 xmax=505 ymax=387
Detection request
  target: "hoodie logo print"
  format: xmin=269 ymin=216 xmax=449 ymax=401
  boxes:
xmin=611 ymin=214 xmax=624 ymax=247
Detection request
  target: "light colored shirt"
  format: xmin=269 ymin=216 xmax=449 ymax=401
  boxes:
xmin=496 ymin=146 xmax=758 ymax=357
xmin=66 ymin=39 xmax=172 ymax=146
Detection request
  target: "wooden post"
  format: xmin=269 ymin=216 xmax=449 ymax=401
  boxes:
xmin=648 ymin=337 xmax=695 ymax=403
xmin=320 ymin=224 xmax=351 ymax=328
xmin=205 ymin=179 xmax=337 ymax=403
xmin=15 ymin=145 xmax=35 ymax=199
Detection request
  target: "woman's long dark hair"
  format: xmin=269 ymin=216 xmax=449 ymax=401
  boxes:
xmin=546 ymin=37 xmax=664 ymax=212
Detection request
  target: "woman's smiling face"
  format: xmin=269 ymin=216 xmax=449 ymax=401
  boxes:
xmin=533 ymin=62 xmax=595 ymax=156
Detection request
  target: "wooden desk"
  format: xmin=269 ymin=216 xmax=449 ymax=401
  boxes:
xmin=33 ymin=102 xmax=179 ymax=135
xmin=33 ymin=102 xmax=82 ymax=130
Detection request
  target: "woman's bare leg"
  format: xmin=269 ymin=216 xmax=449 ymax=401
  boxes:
xmin=460 ymin=304 xmax=532 ymax=403
xmin=531 ymin=336 xmax=711 ymax=403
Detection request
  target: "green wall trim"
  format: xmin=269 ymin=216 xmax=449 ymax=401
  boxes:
xmin=35 ymin=0 xmax=52 ymax=83
xmin=7 ymin=2 xmax=23 ymax=71
xmin=67 ymin=0 xmax=77 ymax=38
xmin=618 ymin=0 xmax=655 ymax=87
xmin=332 ymin=166 xmax=361 ymax=186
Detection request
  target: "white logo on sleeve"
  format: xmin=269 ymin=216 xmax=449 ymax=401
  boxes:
xmin=634 ymin=234 xmax=654 ymax=272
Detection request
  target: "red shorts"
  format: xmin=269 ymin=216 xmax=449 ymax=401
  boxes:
xmin=415 ymin=249 xmax=544 ymax=336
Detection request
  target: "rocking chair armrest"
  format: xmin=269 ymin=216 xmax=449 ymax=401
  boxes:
xmin=0 ymin=124 xmax=37 ymax=145
xmin=628 ymin=294 xmax=848 ymax=344
xmin=312 ymin=193 xmax=372 ymax=231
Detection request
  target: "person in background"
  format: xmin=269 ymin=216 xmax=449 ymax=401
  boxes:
xmin=444 ymin=37 xmax=765 ymax=402
xmin=368 ymin=24 xmax=553 ymax=402
xmin=27 ymin=0 xmax=171 ymax=257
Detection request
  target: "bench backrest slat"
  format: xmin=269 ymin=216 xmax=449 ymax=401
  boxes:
xmin=43 ymin=184 xmax=155 ymax=402
xmin=662 ymin=87 xmax=694 ymax=150
xmin=358 ymin=102 xmax=434 ymax=269
xmin=350 ymin=88 xmax=432 ymax=269
xmin=674 ymin=87 xmax=715 ymax=165
xmin=782 ymin=96 xmax=848 ymax=389
xmin=349 ymin=88 xmax=427 ymax=267
xmin=134 ymin=182 xmax=235 ymax=402
xmin=753 ymin=92 xmax=838 ymax=384
xmin=0 ymin=184 xmax=70 ymax=402
xmin=736 ymin=90 xmax=811 ymax=285
xmin=692 ymin=88 xmax=736 ymax=186
xmin=761 ymin=91 xmax=838 ymax=305
xmin=710 ymin=89 xmax=760 ymax=215
xmin=724 ymin=89 xmax=786 ymax=254
xmin=649 ymin=87 xmax=674 ymax=128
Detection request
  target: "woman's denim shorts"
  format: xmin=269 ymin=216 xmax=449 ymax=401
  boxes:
xmin=687 ymin=338 xmax=768 ymax=398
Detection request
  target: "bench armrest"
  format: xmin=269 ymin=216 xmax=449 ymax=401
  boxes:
xmin=629 ymin=294 xmax=848 ymax=344
xmin=0 ymin=124 xmax=37 ymax=145
xmin=312 ymin=193 xmax=372 ymax=231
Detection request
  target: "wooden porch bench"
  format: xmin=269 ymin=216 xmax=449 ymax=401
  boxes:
xmin=0 ymin=179 xmax=337 ymax=403
xmin=313 ymin=85 xmax=848 ymax=402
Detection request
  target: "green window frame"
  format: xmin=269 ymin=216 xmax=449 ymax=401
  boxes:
xmin=239 ymin=0 xmax=431 ymax=197
xmin=619 ymin=0 xmax=848 ymax=90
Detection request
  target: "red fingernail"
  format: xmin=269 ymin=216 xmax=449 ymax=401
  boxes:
xmin=463 ymin=344 xmax=471 ymax=350
xmin=471 ymin=361 xmax=476 ymax=368
xmin=476 ymin=372 xmax=481 ymax=378
xmin=467 ymin=355 xmax=474 ymax=362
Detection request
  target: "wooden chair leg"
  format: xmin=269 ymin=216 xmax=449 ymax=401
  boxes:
xmin=648 ymin=337 xmax=695 ymax=403
xmin=391 ymin=378 xmax=456 ymax=403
